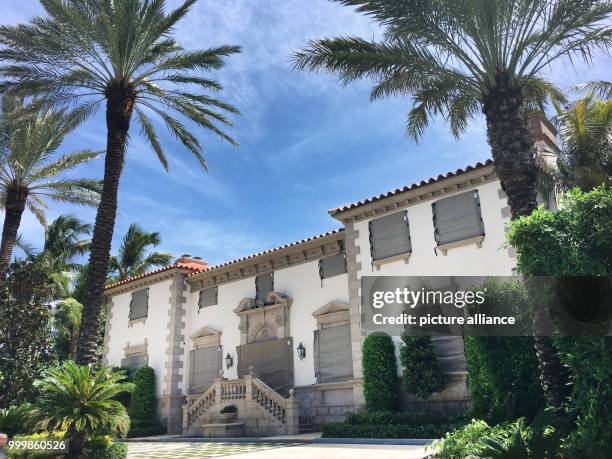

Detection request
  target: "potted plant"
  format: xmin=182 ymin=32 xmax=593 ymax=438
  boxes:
xmin=219 ymin=405 xmax=238 ymax=422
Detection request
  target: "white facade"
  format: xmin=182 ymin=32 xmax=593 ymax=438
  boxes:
xmin=103 ymin=159 xmax=521 ymax=433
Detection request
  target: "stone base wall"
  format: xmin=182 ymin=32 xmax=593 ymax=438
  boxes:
xmin=159 ymin=395 xmax=185 ymax=434
xmin=293 ymin=380 xmax=360 ymax=426
xmin=399 ymin=372 xmax=471 ymax=414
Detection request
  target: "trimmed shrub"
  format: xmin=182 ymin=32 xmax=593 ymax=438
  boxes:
xmin=128 ymin=367 xmax=165 ymax=438
xmin=79 ymin=436 xmax=128 ymax=459
xmin=464 ymin=279 xmax=544 ymax=422
xmin=220 ymin=405 xmax=237 ymax=414
xmin=361 ymin=332 xmax=399 ymax=412
xmin=400 ymin=335 xmax=446 ymax=403
xmin=321 ymin=411 xmax=466 ymax=439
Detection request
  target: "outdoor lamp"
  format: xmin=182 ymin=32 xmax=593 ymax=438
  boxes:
xmin=297 ymin=342 xmax=306 ymax=360
xmin=225 ymin=353 xmax=233 ymax=369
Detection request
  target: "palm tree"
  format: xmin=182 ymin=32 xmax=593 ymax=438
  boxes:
xmin=293 ymin=0 xmax=610 ymax=219
xmin=0 ymin=0 xmax=241 ymax=364
xmin=32 ymin=361 xmax=133 ymax=455
xmin=109 ymin=223 xmax=172 ymax=282
xmin=34 ymin=215 xmax=92 ymax=299
xmin=293 ymin=0 xmax=611 ymax=408
xmin=538 ymin=95 xmax=611 ymax=194
xmin=0 ymin=97 xmax=100 ymax=278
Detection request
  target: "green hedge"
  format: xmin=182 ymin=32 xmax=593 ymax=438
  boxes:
xmin=463 ymin=279 xmax=544 ymax=422
xmin=321 ymin=411 xmax=466 ymax=439
xmin=362 ymin=332 xmax=398 ymax=412
xmin=128 ymin=366 xmax=165 ymax=438
xmin=321 ymin=422 xmax=461 ymax=439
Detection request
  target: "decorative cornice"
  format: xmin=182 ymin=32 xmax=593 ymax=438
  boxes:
xmin=105 ymin=267 xmax=194 ymax=297
xmin=187 ymin=231 xmax=345 ymax=292
xmin=330 ymin=162 xmax=496 ymax=222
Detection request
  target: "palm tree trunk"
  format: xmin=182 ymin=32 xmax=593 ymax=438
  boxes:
xmin=0 ymin=187 xmax=28 ymax=279
xmin=483 ymin=72 xmax=570 ymax=408
xmin=76 ymin=86 xmax=136 ymax=365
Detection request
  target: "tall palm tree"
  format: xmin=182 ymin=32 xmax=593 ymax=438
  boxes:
xmin=108 ymin=223 xmax=172 ymax=282
xmin=0 ymin=0 xmax=241 ymax=364
xmin=538 ymin=95 xmax=611 ymax=193
xmin=294 ymin=0 xmax=611 ymax=408
xmin=0 ymin=97 xmax=100 ymax=278
xmin=293 ymin=0 xmax=610 ymax=219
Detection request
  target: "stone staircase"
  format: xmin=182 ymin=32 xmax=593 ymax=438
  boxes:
xmin=183 ymin=373 xmax=299 ymax=437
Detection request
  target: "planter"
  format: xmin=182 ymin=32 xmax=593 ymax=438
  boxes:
xmin=218 ymin=412 xmax=238 ymax=423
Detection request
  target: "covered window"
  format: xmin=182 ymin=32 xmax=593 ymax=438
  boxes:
xmin=314 ymin=324 xmax=352 ymax=383
xmin=199 ymin=286 xmax=218 ymax=309
xmin=369 ymin=211 xmax=412 ymax=261
xmin=189 ymin=347 xmax=221 ymax=394
xmin=129 ymin=288 xmax=149 ymax=321
xmin=319 ymin=252 xmax=347 ymax=279
xmin=432 ymin=190 xmax=485 ymax=246
xmin=255 ymin=272 xmax=274 ymax=304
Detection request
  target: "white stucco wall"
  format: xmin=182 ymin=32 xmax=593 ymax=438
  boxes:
xmin=353 ymin=179 xmax=515 ymax=277
xmin=105 ymin=279 xmax=173 ymax=397
xmin=183 ymin=259 xmax=349 ymax=392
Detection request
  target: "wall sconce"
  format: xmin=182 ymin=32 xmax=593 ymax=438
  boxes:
xmin=296 ymin=342 xmax=306 ymax=360
xmin=225 ymin=353 xmax=233 ymax=369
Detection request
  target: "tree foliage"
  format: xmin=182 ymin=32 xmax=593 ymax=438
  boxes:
xmin=108 ymin=223 xmax=172 ymax=282
xmin=0 ymin=261 xmax=56 ymax=408
xmin=292 ymin=0 xmax=612 ymax=139
xmin=400 ymin=335 xmax=446 ymax=403
xmin=464 ymin=279 xmax=544 ymax=422
xmin=362 ymin=331 xmax=399 ymax=412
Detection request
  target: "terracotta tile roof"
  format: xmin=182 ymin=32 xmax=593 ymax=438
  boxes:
xmin=104 ymin=262 xmax=208 ymax=290
xmin=329 ymin=159 xmax=494 ymax=216
xmin=187 ymin=228 xmax=345 ymax=276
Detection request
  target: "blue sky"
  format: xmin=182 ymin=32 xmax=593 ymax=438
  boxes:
xmin=5 ymin=0 xmax=611 ymax=266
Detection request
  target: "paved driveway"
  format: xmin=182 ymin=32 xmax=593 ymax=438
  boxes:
xmin=127 ymin=441 xmax=428 ymax=459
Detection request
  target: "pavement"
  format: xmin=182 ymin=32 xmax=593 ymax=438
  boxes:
xmin=127 ymin=441 xmax=429 ymax=459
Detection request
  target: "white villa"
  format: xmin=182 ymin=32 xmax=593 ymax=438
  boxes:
xmin=102 ymin=115 xmax=559 ymax=437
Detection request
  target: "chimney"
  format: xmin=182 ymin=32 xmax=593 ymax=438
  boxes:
xmin=528 ymin=112 xmax=560 ymax=154
xmin=175 ymin=254 xmax=208 ymax=270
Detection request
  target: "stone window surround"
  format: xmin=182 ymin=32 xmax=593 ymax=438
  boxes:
xmin=312 ymin=301 xmax=351 ymax=330
xmin=190 ymin=326 xmax=222 ymax=351
xmin=123 ymin=340 xmax=148 ymax=363
xmin=234 ymin=291 xmax=293 ymax=345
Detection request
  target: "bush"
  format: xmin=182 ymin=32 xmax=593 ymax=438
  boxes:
xmin=79 ymin=437 xmax=128 ymax=459
xmin=128 ymin=366 xmax=165 ymax=438
xmin=110 ymin=368 xmax=132 ymax=410
xmin=6 ymin=432 xmax=65 ymax=458
xmin=400 ymin=335 xmax=446 ymax=403
xmin=508 ymin=186 xmax=612 ymax=456
xmin=464 ymin=279 xmax=544 ymax=422
xmin=321 ymin=410 xmax=465 ymax=439
xmin=362 ymin=332 xmax=399 ymax=412
xmin=220 ymin=405 xmax=237 ymax=414
xmin=0 ymin=404 xmax=34 ymax=437
xmin=555 ymin=337 xmax=612 ymax=458
xmin=430 ymin=417 xmax=561 ymax=459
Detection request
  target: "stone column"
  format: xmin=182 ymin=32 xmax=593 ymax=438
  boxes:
xmin=161 ymin=274 xmax=188 ymax=434
xmin=285 ymin=389 xmax=299 ymax=435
